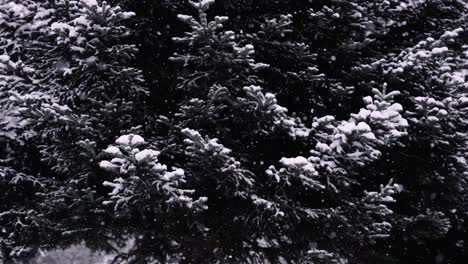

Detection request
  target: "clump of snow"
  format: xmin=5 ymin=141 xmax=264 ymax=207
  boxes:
xmin=121 ymin=12 xmax=136 ymax=19
xmin=135 ymin=149 xmax=160 ymax=162
xmin=450 ymin=69 xmax=468 ymax=85
xmin=99 ymin=160 xmax=118 ymax=170
xmin=357 ymin=122 xmax=371 ymax=132
xmin=316 ymin=142 xmax=331 ymax=153
xmin=81 ymin=0 xmax=98 ymax=6
xmin=162 ymin=168 xmax=185 ymax=181
xmin=115 ymin=134 xmax=145 ymax=146
xmin=51 ymin=22 xmax=77 ymax=38
xmin=103 ymin=146 xmax=122 ymax=156
xmin=415 ymin=50 xmax=431 ymax=58
xmin=337 ymin=121 xmax=357 ymax=135
xmin=280 ymin=156 xmax=316 ymax=173
xmin=5 ymin=2 xmax=30 ymax=18
xmin=441 ymin=29 xmax=461 ymax=39
xmin=280 ymin=156 xmax=308 ymax=166
xmin=431 ymin=47 xmax=449 ymax=55
xmin=189 ymin=0 xmax=215 ymax=11
xmin=103 ymin=178 xmax=125 ymax=196
xmin=33 ymin=8 xmax=53 ymax=20
xmin=176 ymin=14 xmax=192 ymax=21
xmin=0 ymin=54 xmax=11 ymax=63
xmin=181 ymin=128 xmax=201 ymax=141
xmin=73 ymin=16 xmax=91 ymax=27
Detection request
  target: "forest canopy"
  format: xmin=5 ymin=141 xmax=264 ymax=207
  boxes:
xmin=0 ymin=0 xmax=467 ymax=263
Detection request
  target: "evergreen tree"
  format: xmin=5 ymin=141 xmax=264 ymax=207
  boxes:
xmin=0 ymin=0 xmax=466 ymax=263
xmin=1 ymin=0 xmax=148 ymax=260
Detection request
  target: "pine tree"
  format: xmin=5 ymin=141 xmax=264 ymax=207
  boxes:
xmin=0 ymin=0 xmax=467 ymax=263
xmin=368 ymin=24 xmax=468 ymax=262
xmin=1 ymin=0 xmax=148 ymax=260
xmin=98 ymin=1 xmax=408 ymax=263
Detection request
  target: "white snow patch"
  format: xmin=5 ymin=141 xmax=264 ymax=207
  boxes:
xmin=135 ymin=149 xmax=160 ymax=162
xmin=99 ymin=160 xmax=118 ymax=170
xmin=431 ymin=47 xmax=449 ymax=55
xmin=103 ymin=146 xmax=122 ymax=156
xmin=357 ymin=122 xmax=371 ymax=132
xmin=280 ymin=156 xmax=309 ymax=167
xmin=115 ymin=134 xmax=145 ymax=146
xmin=81 ymin=0 xmax=98 ymax=6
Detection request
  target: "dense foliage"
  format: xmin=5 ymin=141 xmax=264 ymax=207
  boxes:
xmin=0 ymin=0 xmax=467 ymax=263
